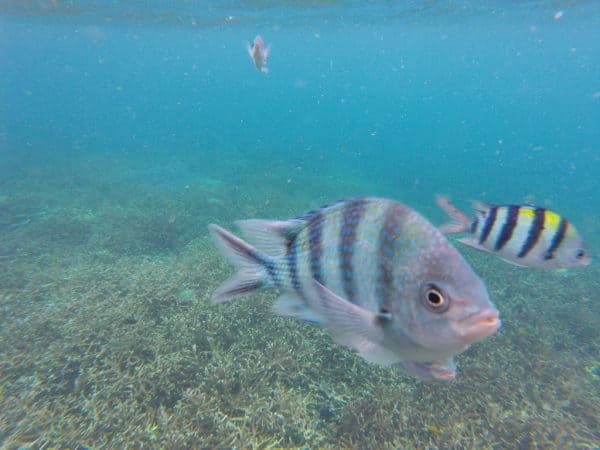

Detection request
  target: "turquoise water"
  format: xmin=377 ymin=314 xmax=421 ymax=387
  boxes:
xmin=1 ymin=1 xmax=599 ymax=448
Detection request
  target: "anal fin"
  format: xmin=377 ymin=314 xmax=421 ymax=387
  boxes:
xmin=273 ymin=292 xmax=321 ymax=324
xmin=500 ymin=257 xmax=528 ymax=268
xmin=457 ymin=237 xmax=489 ymax=253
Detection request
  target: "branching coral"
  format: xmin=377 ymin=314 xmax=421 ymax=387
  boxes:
xmin=1 ymin=163 xmax=598 ymax=449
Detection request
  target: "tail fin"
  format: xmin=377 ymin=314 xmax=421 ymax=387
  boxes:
xmin=208 ymin=224 xmax=274 ymax=303
xmin=435 ymin=195 xmax=471 ymax=234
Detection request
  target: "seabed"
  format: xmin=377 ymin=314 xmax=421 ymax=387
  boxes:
xmin=0 ymin=153 xmax=598 ymax=449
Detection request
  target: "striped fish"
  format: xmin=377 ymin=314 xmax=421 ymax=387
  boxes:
xmin=209 ymin=197 xmax=500 ymax=381
xmin=436 ymin=196 xmax=591 ymax=269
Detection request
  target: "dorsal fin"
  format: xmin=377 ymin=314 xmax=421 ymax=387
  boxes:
xmin=236 ymin=198 xmax=361 ymax=256
xmin=471 ymin=200 xmax=492 ymax=216
xmin=236 ymin=219 xmax=303 ymax=258
xmin=291 ymin=198 xmax=346 ymax=222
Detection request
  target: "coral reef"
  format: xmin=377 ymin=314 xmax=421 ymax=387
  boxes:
xmin=0 ymin=154 xmax=598 ymax=448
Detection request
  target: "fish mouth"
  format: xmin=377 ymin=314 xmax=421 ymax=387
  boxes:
xmin=460 ymin=308 xmax=501 ymax=342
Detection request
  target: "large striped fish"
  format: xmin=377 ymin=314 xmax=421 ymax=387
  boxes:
xmin=436 ymin=196 xmax=591 ymax=269
xmin=209 ymin=197 xmax=500 ymax=381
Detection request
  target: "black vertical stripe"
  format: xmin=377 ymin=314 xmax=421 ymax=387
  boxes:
xmin=308 ymin=211 xmax=324 ymax=284
xmin=494 ymin=205 xmax=519 ymax=251
xmin=286 ymin=236 xmax=302 ymax=294
xmin=263 ymin=258 xmax=278 ymax=286
xmin=377 ymin=202 xmax=406 ymax=312
xmin=470 ymin=216 xmax=479 ymax=235
xmin=545 ymin=217 xmax=568 ymax=260
xmin=479 ymin=206 xmax=498 ymax=244
xmin=518 ymin=207 xmax=545 ymax=258
xmin=339 ymin=198 xmax=367 ymax=303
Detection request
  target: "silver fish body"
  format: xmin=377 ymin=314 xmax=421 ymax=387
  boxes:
xmin=436 ymin=196 xmax=591 ymax=269
xmin=246 ymin=35 xmax=270 ymax=73
xmin=209 ymin=197 xmax=500 ymax=381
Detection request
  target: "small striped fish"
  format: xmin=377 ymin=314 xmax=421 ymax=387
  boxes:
xmin=436 ymin=196 xmax=591 ymax=269
xmin=209 ymin=197 xmax=500 ymax=381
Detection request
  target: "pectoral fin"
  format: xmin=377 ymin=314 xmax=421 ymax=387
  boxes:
xmin=304 ymin=280 xmax=402 ymax=365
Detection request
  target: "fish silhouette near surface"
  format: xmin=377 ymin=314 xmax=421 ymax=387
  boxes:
xmin=436 ymin=195 xmax=591 ymax=269
xmin=246 ymin=35 xmax=270 ymax=73
xmin=209 ymin=197 xmax=501 ymax=381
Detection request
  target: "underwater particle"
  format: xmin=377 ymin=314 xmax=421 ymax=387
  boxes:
xmin=208 ymin=196 xmax=500 ymax=381
xmin=294 ymin=79 xmax=308 ymax=88
xmin=436 ymin=195 xmax=592 ymax=269
xmin=554 ymin=10 xmax=564 ymax=20
xmin=246 ymin=35 xmax=271 ymax=74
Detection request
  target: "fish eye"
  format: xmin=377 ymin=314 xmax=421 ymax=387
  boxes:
xmin=422 ymin=285 xmax=449 ymax=313
xmin=575 ymin=249 xmax=586 ymax=260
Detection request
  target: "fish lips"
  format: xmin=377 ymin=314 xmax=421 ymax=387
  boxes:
xmin=458 ymin=307 xmax=501 ymax=342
